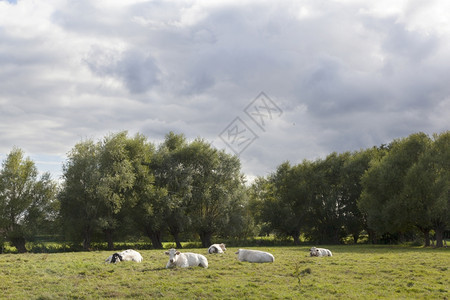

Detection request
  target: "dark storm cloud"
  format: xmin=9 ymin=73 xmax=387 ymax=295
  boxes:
xmin=85 ymin=48 xmax=160 ymax=94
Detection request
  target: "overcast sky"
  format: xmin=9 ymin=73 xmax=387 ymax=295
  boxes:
xmin=1 ymin=0 xmax=449 ymax=183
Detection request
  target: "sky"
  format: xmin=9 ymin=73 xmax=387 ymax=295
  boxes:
xmin=1 ymin=0 xmax=449 ymax=183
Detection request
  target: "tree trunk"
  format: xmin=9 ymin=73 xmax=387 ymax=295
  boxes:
xmin=83 ymin=227 xmax=92 ymax=251
xmin=435 ymin=227 xmax=444 ymax=248
xmin=291 ymin=230 xmax=300 ymax=245
xmin=104 ymin=229 xmax=114 ymax=250
xmin=367 ymin=228 xmax=377 ymax=244
xmin=172 ymin=232 xmax=183 ymax=249
xmin=333 ymin=231 xmax=340 ymax=244
xmin=146 ymin=229 xmax=163 ymax=249
xmin=422 ymin=229 xmax=430 ymax=247
xmin=199 ymin=232 xmax=212 ymax=248
xmin=353 ymin=233 xmax=359 ymax=244
xmin=151 ymin=233 xmax=163 ymax=249
xmin=10 ymin=236 xmax=27 ymax=253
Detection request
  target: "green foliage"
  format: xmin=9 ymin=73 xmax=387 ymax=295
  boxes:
xmin=253 ymin=161 xmax=312 ymax=244
xmin=307 ymin=153 xmax=350 ymax=244
xmin=147 ymin=132 xmax=191 ymax=248
xmin=403 ymin=131 xmax=450 ymax=247
xmin=0 ymin=148 xmax=58 ymax=253
xmin=59 ymin=132 xmax=158 ymax=250
xmin=59 ymin=139 xmax=102 ymax=250
xmin=360 ymin=132 xmax=449 ymax=246
xmin=2 ymin=129 xmax=448 ymax=251
xmin=360 ymin=133 xmax=431 ymax=235
xmin=253 ymin=150 xmax=374 ymax=245
xmin=58 ymin=131 xmax=250 ymax=250
xmin=340 ymin=148 xmax=376 ymax=242
xmin=0 ymin=245 xmax=448 ymax=299
xmin=180 ymin=138 xmax=247 ymax=247
xmin=251 ymin=131 xmax=448 ymax=247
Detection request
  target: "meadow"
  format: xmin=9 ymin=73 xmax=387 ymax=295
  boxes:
xmin=0 ymin=245 xmax=448 ymax=299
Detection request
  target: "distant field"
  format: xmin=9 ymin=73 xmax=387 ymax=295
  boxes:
xmin=0 ymin=245 xmax=448 ymax=299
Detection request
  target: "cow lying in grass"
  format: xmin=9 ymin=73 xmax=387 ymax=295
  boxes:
xmin=105 ymin=249 xmax=143 ymax=263
xmin=235 ymin=249 xmax=274 ymax=263
xmin=208 ymin=243 xmax=226 ymax=254
xmin=309 ymin=247 xmax=333 ymax=257
xmin=165 ymin=248 xmax=208 ymax=268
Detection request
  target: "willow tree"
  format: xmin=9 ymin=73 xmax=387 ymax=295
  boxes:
xmin=359 ymin=133 xmax=431 ymax=244
xmin=0 ymin=148 xmax=57 ymax=253
xmin=59 ymin=140 xmax=101 ymax=250
xmin=404 ymin=131 xmax=449 ymax=247
xmin=181 ymin=139 xmax=245 ymax=247
xmin=340 ymin=148 xmax=376 ymax=243
xmin=60 ymin=132 xmax=154 ymax=250
xmin=153 ymin=132 xmax=192 ymax=248
xmin=96 ymin=132 xmax=136 ymax=249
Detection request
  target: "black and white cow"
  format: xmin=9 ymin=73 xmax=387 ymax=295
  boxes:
xmin=105 ymin=249 xmax=143 ymax=263
xmin=208 ymin=243 xmax=227 ymax=254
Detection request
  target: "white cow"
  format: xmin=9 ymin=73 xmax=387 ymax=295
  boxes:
xmin=208 ymin=243 xmax=227 ymax=254
xmin=309 ymin=247 xmax=332 ymax=257
xmin=165 ymin=248 xmax=208 ymax=268
xmin=235 ymin=249 xmax=274 ymax=263
xmin=105 ymin=249 xmax=143 ymax=263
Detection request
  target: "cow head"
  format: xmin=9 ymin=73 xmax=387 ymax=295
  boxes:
xmin=309 ymin=247 xmax=319 ymax=257
xmin=219 ymin=243 xmax=227 ymax=251
xmin=111 ymin=253 xmax=123 ymax=263
xmin=165 ymin=248 xmax=181 ymax=263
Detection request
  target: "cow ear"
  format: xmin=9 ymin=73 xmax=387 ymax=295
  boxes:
xmin=176 ymin=251 xmax=180 ymax=255
xmin=165 ymin=251 xmax=169 ymax=255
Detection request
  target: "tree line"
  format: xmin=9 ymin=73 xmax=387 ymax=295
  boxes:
xmin=1 ymin=132 xmax=249 ymax=252
xmin=0 ymin=131 xmax=448 ymax=253
xmin=249 ymin=131 xmax=449 ymax=247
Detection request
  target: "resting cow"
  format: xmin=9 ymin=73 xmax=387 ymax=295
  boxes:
xmin=208 ymin=243 xmax=227 ymax=254
xmin=165 ymin=248 xmax=208 ymax=268
xmin=105 ymin=249 xmax=143 ymax=263
xmin=309 ymin=247 xmax=332 ymax=257
xmin=235 ymin=249 xmax=274 ymax=263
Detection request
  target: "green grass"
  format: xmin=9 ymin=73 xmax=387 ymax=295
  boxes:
xmin=0 ymin=245 xmax=448 ymax=299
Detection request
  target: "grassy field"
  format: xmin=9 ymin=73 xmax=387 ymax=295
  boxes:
xmin=0 ymin=245 xmax=448 ymax=299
